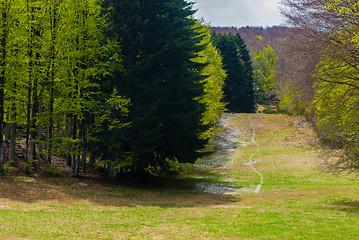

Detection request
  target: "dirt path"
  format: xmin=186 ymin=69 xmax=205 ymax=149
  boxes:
xmin=196 ymin=113 xmax=320 ymax=195
xmin=243 ymin=115 xmax=263 ymax=193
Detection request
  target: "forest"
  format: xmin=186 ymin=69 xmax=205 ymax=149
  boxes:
xmin=0 ymin=0 xmax=358 ymax=178
xmin=1 ymin=0 xmax=359 ymax=239
xmin=216 ymin=0 xmax=359 ymax=172
xmin=0 ymin=0 xmax=259 ymax=178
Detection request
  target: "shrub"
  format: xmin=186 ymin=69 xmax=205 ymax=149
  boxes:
xmin=44 ymin=164 xmax=63 ymax=176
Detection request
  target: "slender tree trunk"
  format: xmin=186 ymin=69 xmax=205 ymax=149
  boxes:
xmin=81 ymin=127 xmax=86 ymax=172
xmin=37 ymin=104 xmax=44 ymax=158
xmin=25 ymin=79 xmax=31 ymax=173
xmin=4 ymin=121 xmax=10 ymax=142
xmin=89 ymin=152 xmax=96 ymax=167
xmin=9 ymin=103 xmax=16 ymax=164
xmin=25 ymin=0 xmax=34 ymax=174
xmin=66 ymin=115 xmax=72 ymax=166
xmin=48 ymin=86 xmax=54 ymax=165
xmin=107 ymin=161 xmax=116 ymax=179
xmin=0 ymin=4 xmax=9 ymax=175
xmin=74 ymin=154 xmax=80 ymax=177
xmin=81 ymin=152 xmax=86 ymax=173
xmin=48 ymin=2 xmax=57 ymax=165
xmin=72 ymin=115 xmax=79 ymax=176
xmin=30 ymin=80 xmax=38 ymax=169
xmin=107 ymin=150 xmax=118 ymax=178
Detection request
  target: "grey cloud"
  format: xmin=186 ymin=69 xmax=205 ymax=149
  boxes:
xmin=189 ymin=0 xmax=284 ymax=27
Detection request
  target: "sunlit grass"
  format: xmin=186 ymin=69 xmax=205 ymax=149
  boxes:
xmin=0 ymin=113 xmax=359 ymax=239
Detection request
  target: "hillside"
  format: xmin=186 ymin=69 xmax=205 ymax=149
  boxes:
xmin=1 ymin=113 xmax=358 ymax=239
xmin=210 ymin=26 xmax=291 ymax=53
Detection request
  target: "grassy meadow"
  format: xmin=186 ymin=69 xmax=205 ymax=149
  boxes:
xmin=0 ymin=113 xmax=359 ymax=239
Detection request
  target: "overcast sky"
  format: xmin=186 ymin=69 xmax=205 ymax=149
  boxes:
xmin=189 ymin=0 xmax=285 ymax=27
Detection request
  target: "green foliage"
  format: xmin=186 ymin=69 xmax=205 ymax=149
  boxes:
xmin=166 ymin=159 xmax=196 ymax=176
xmin=192 ymin=20 xmax=227 ymax=141
xmin=278 ymin=86 xmax=307 ymax=116
xmin=0 ymin=0 xmax=128 ymax=176
xmin=261 ymin=104 xmax=287 ymax=114
xmin=3 ymin=162 xmax=14 ymax=174
xmin=44 ymin=164 xmax=63 ymax=176
xmin=314 ymin=56 xmax=359 ymax=168
xmin=252 ymin=39 xmax=277 ymax=103
xmin=211 ymin=33 xmax=256 ymax=113
xmin=101 ymin=0 xmax=209 ymax=173
xmin=309 ymin=2 xmax=359 ymax=169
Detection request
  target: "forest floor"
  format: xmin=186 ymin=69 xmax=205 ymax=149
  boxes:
xmin=1 ymin=113 xmax=359 ymax=239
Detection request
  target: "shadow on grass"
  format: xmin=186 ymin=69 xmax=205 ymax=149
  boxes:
xmin=0 ymin=114 xmax=245 ymax=209
xmin=329 ymin=200 xmax=359 ymax=214
xmin=0 ymin=174 xmax=241 ymax=208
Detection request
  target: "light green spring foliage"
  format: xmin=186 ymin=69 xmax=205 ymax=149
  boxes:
xmin=252 ymin=37 xmax=277 ymax=102
xmin=192 ymin=21 xmax=227 ymax=140
xmin=0 ymin=0 xmax=127 ymax=156
xmin=278 ymin=86 xmax=307 ymax=116
xmin=325 ymin=0 xmax=359 ymax=44
xmin=313 ymin=1 xmax=359 ymax=167
xmin=0 ymin=1 xmax=28 ymax=123
xmin=314 ymin=57 xmax=359 ymax=153
xmin=314 ymin=61 xmax=359 ymax=138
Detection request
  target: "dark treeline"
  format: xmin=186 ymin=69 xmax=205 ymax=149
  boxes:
xmin=0 ymin=0 xmax=260 ymax=178
xmin=211 ymin=33 xmax=256 ymax=113
xmin=210 ymin=26 xmax=290 ymax=53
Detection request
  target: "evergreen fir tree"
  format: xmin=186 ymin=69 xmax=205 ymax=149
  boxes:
xmin=102 ymin=0 xmax=208 ymax=173
xmin=212 ymin=33 xmax=256 ymax=113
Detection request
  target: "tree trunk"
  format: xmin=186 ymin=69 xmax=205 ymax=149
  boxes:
xmin=9 ymin=108 xmax=16 ymax=164
xmin=74 ymin=154 xmax=80 ymax=177
xmin=71 ymin=115 xmax=79 ymax=176
xmin=81 ymin=152 xmax=86 ymax=173
xmin=89 ymin=152 xmax=96 ymax=167
xmin=30 ymin=80 xmax=38 ymax=169
xmin=0 ymin=6 xmax=8 ymax=175
xmin=66 ymin=115 xmax=72 ymax=166
xmin=47 ymin=2 xmax=56 ymax=165
xmin=4 ymin=122 xmax=10 ymax=142
xmin=47 ymin=88 xmax=53 ymax=165
xmin=25 ymin=80 xmax=31 ymax=174
xmin=107 ymin=161 xmax=116 ymax=179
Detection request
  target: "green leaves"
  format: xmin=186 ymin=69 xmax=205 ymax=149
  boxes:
xmin=253 ymin=41 xmax=277 ymax=103
xmin=192 ymin=20 xmax=226 ymax=140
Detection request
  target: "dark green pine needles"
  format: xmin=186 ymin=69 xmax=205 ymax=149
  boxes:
xmin=211 ymin=33 xmax=256 ymax=113
xmin=101 ymin=0 xmax=209 ymax=173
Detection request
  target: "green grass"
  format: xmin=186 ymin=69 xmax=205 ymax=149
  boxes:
xmin=1 ymin=113 xmax=359 ymax=239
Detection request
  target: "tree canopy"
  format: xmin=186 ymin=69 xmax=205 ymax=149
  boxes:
xmin=278 ymin=0 xmax=359 ymax=170
xmin=211 ymin=33 xmax=256 ymax=113
xmin=0 ymin=0 xmax=229 ymax=178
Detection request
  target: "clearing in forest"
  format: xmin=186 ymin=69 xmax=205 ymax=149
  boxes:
xmin=0 ymin=113 xmax=358 ymax=239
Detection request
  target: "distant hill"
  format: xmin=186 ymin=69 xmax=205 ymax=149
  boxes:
xmin=210 ymin=26 xmax=291 ymax=54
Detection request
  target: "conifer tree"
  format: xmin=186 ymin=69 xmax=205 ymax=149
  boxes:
xmin=212 ymin=33 xmax=256 ymax=113
xmin=192 ymin=20 xmax=227 ymax=140
xmin=102 ymin=0 xmax=208 ymax=174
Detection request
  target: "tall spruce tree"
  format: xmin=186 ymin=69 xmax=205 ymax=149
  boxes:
xmin=212 ymin=33 xmax=256 ymax=113
xmin=102 ymin=0 xmax=208 ymax=174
